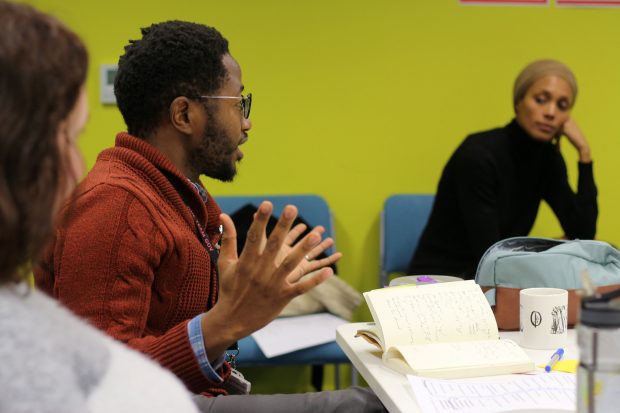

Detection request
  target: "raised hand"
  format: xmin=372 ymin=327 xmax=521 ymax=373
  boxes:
xmin=201 ymin=201 xmax=342 ymax=360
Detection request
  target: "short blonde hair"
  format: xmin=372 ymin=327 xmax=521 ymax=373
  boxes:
xmin=513 ymin=59 xmax=578 ymax=109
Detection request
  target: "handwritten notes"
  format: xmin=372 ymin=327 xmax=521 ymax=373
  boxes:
xmin=368 ymin=281 xmax=498 ymax=349
xmin=408 ymin=373 xmax=575 ymax=413
xmin=360 ymin=280 xmax=533 ymax=378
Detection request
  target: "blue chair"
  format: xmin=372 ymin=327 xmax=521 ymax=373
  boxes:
xmin=380 ymin=194 xmax=435 ymax=287
xmin=215 ymin=194 xmax=352 ymax=389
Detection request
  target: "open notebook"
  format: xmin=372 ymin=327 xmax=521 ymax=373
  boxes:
xmin=356 ymin=280 xmax=533 ymax=378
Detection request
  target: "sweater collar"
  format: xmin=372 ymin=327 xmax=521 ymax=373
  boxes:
xmin=110 ymin=133 xmax=222 ymax=234
xmin=506 ymin=118 xmax=553 ymax=160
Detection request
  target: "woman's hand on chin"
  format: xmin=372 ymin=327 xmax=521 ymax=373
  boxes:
xmin=562 ymin=118 xmax=591 ymax=163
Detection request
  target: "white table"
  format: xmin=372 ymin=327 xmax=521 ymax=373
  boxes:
xmin=336 ymin=322 xmax=578 ymax=413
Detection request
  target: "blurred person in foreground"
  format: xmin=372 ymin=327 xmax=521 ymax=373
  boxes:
xmin=0 ymin=2 xmax=202 ymax=412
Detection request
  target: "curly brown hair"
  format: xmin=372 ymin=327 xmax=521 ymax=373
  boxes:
xmin=0 ymin=1 xmax=88 ymax=283
xmin=114 ymin=20 xmax=229 ymax=138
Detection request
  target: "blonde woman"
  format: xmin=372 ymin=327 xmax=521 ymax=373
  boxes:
xmin=409 ymin=59 xmax=597 ymax=279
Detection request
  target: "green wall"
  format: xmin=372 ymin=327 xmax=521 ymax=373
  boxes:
xmin=29 ymin=0 xmax=620 ymax=391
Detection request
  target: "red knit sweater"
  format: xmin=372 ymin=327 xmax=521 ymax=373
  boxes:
xmin=35 ymin=133 xmax=231 ymax=395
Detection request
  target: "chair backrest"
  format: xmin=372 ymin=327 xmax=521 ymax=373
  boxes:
xmin=380 ymin=194 xmax=434 ymax=287
xmin=215 ymin=194 xmax=335 ymax=255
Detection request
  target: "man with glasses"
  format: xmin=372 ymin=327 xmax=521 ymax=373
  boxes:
xmin=35 ymin=20 xmax=384 ymax=413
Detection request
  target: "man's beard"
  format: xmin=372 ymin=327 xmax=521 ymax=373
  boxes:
xmin=189 ymin=118 xmax=239 ymax=182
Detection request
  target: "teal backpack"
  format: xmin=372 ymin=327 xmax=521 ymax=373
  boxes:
xmin=475 ymin=237 xmax=620 ymax=330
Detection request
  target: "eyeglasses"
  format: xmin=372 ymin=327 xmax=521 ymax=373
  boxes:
xmin=194 ymin=93 xmax=252 ymax=119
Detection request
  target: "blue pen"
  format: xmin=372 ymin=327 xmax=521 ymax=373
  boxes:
xmin=544 ymin=348 xmax=565 ymax=372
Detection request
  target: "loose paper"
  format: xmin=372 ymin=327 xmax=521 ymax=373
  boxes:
xmin=251 ymin=313 xmax=347 ymax=358
xmin=408 ymin=372 xmax=575 ymax=413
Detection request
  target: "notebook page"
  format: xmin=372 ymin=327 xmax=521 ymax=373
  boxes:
xmin=364 ymin=280 xmax=498 ymax=349
xmin=388 ymin=339 xmax=532 ymax=377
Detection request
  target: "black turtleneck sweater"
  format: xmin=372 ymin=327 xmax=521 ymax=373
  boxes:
xmin=408 ymin=119 xmax=598 ymax=279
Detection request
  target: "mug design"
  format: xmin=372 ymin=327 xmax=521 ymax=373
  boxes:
xmin=550 ymin=305 xmax=567 ymax=334
xmin=530 ymin=311 xmax=542 ymax=328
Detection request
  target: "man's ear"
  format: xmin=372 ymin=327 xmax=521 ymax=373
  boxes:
xmin=169 ymin=96 xmax=201 ymax=134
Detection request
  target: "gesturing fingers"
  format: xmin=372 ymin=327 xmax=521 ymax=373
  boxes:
xmin=284 ymin=223 xmax=307 ymax=246
xmin=262 ymin=205 xmax=298 ymax=259
xmin=279 ymin=226 xmax=340 ymax=280
xmin=292 ymin=252 xmax=342 ymax=283
xmin=218 ymin=213 xmax=238 ymax=265
xmin=235 ymin=202 xmax=338 ymax=304
xmin=240 ymin=201 xmax=273 ymax=262
xmin=302 ymin=234 xmax=332 ymax=261
xmin=291 ymin=267 xmax=333 ymax=296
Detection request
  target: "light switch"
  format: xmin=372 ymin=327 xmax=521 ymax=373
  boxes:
xmin=100 ymin=64 xmax=117 ymax=105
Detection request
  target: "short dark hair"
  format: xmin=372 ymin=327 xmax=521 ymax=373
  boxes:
xmin=114 ymin=20 xmax=230 ymax=138
xmin=0 ymin=0 xmax=88 ymax=283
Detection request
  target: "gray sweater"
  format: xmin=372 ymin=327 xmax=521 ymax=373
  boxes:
xmin=0 ymin=285 xmax=199 ymax=413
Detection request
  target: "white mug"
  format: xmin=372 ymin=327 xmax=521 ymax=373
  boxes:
xmin=519 ymin=288 xmax=568 ymax=349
